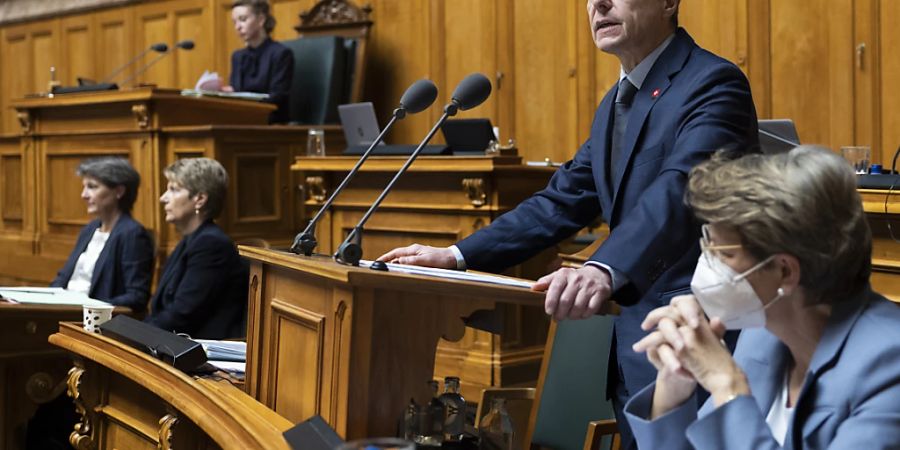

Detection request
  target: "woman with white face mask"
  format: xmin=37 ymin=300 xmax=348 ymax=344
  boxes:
xmin=623 ymin=146 xmax=900 ymax=449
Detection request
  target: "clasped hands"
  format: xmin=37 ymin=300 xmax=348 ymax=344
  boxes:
xmin=378 ymin=244 xmax=612 ymax=320
xmin=632 ymin=295 xmax=750 ymax=417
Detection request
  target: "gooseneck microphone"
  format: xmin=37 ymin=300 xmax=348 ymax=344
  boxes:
xmin=120 ymin=40 xmax=195 ymax=87
xmin=290 ymin=79 xmax=439 ymax=256
xmin=101 ymin=42 xmax=168 ymax=84
xmin=334 ymin=73 xmax=492 ymax=267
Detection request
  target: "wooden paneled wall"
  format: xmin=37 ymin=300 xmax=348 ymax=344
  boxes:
xmin=2 ymin=0 xmax=900 ymax=165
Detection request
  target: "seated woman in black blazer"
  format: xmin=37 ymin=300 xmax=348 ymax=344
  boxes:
xmin=51 ymin=157 xmax=154 ymax=312
xmin=224 ymin=0 xmax=293 ymax=123
xmin=145 ymin=158 xmax=247 ymax=339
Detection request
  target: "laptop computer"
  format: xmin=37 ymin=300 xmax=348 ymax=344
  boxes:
xmin=441 ymin=118 xmax=496 ymax=155
xmin=758 ymin=119 xmax=800 ymax=154
xmin=338 ymin=102 xmax=385 ymax=148
xmin=338 ymin=102 xmax=448 ymax=155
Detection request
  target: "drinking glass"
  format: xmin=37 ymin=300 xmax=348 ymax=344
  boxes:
xmin=841 ymin=146 xmax=871 ymax=174
xmin=307 ymin=129 xmax=326 ymax=157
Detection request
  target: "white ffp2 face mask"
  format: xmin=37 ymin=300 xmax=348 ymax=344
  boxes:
xmin=690 ymin=253 xmax=781 ymax=329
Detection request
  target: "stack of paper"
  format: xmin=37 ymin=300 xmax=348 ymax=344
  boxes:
xmin=193 ymin=339 xmax=246 ymax=375
xmin=180 ymin=89 xmax=269 ymax=101
xmin=194 ymin=339 xmax=246 ymax=362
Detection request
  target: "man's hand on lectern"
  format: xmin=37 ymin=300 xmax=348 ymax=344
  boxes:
xmin=533 ymin=265 xmax=612 ymax=320
xmin=378 ymin=244 xmax=457 ymax=269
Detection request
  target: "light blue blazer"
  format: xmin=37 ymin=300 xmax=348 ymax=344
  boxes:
xmin=624 ymin=286 xmax=900 ymax=449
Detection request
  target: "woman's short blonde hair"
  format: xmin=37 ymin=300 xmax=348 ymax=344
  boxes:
xmin=686 ymin=145 xmax=871 ymax=305
xmin=163 ymin=158 xmax=229 ymax=220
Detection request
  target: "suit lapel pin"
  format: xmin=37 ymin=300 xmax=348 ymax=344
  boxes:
xmin=651 ymin=88 xmax=661 ymax=99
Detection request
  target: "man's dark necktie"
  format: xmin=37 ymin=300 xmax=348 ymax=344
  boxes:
xmin=610 ymin=78 xmax=638 ymax=179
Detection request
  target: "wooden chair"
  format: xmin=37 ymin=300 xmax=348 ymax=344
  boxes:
xmin=583 ymin=419 xmax=620 ymax=450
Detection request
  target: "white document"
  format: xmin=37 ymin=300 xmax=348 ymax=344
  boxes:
xmin=0 ymin=286 xmax=110 ymax=307
xmin=358 ymin=260 xmax=533 ymax=289
xmin=180 ymin=89 xmax=269 ymax=101
xmin=194 ymin=70 xmax=222 ymax=90
xmin=194 ymin=339 xmax=246 ymax=362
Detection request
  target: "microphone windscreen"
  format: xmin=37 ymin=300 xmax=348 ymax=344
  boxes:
xmin=176 ymin=40 xmax=195 ymax=50
xmin=151 ymin=43 xmax=169 ymax=53
xmin=399 ymin=79 xmax=438 ymax=114
xmin=451 ymin=73 xmax=492 ymax=111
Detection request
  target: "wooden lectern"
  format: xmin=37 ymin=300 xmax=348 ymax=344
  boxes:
xmin=240 ymin=246 xmax=547 ymax=439
xmin=49 ymin=322 xmax=292 ymax=449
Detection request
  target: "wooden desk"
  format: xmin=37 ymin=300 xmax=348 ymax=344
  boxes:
xmin=860 ymin=189 xmax=900 ymax=302
xmin=49 ymin=322 xmax=292 ymax=450
xmin=292 ymin=156 xmax=558 ymax=397
xmin=0 ymin=303 xmax=83 ymax=449
xmin=240 ymin=248 xmax=558 ymax=439
xmin=1 ymin=88 xmax=344 ymax=285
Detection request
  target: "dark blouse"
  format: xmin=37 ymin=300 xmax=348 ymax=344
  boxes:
xmin=230 ymin=38 xmax=294 ymax=123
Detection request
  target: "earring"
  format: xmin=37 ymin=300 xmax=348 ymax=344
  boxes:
xmin=194 ymin=208 xmax=200 ymax=215
xmin=777 ymin=287 xmax=785 ymax=297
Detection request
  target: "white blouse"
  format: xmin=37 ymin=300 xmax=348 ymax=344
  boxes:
xmin=765 ymin=369 xmax=796 ymax=446
xmin=66 ymin=229 xmax=110 ymax=294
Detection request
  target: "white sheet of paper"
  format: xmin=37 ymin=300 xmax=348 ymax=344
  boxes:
xmin=358 ymin=260 xmax=533 ymax=289
xmin=0 ymin=286 xmax=110 ymax=307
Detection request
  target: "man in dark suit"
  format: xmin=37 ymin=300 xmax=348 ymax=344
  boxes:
xmin=381 ymin=1 xmax=757 ymax=447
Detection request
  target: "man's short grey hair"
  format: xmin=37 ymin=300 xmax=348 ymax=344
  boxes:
xmin=163 ymin=158 xmax=229 ymax=220
xmin=686 ymin=145 xmax=871 ymax=305
xmin=76 ymin=157 xmax=141 ymax=213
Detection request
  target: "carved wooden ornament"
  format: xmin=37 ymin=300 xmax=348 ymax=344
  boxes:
xmin=67 ymin=365 xmax=95 ymax=450
xmin=300 ymin=0 xmax=372 ymax=27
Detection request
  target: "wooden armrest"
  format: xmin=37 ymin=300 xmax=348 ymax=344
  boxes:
xmin=583 ymin=419 xmax=619 ymax=450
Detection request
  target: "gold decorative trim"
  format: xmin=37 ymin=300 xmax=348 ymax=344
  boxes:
xmin=158 ymin=413 xmax=178 ymax=450
xmin=306 ymin=176 xmax=327 ymax=203
xmin=462 ymin=178 xmax=487 ymax=207
xmin=299 ymin=0 xmax=372 ymax=27
xmin=67 ymin=365 xmax=95 ymax=450
xmin=131 ymin=104 xmax=149 ymax=128
xmin=16 ymin=111 xmax=31 ymax=134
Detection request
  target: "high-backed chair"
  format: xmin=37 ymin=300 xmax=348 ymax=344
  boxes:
xmin=527 ymin=315 xmax=618 ymax=450
xmin=477 ymin=313 xmax=619 ymax=450
xmin=282 ymin=36 xmax=348 ymax=124
xmin=296 ymin=0 xmax=372 ymax=104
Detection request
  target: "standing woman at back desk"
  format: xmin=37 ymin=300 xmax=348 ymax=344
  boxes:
xmin=224 ymin=0 xmax=293 ymax=123
xmin=51 ymin=157 xmax=154 ymax=312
